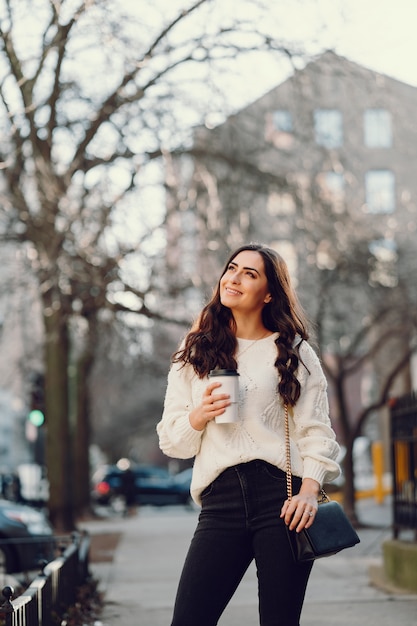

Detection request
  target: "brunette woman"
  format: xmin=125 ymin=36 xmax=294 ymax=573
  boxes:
xmin=157 ymin=243 xmax=340 ymax=626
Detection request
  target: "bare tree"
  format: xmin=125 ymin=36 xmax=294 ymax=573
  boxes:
xmin=0 ymin=0 xmax=302 ymax=529
xmin=310 ymin=243 xmax=417 ymax=523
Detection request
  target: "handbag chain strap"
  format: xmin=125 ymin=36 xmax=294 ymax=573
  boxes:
xmin=284 ymin=402 xmax=329 ymax=504
xmin=284 ymin=402 xmax=293 ymax=501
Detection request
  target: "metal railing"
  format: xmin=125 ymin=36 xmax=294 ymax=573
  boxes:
xmin=389 ymin=391 xmax=417 ymax=539
xmin=0 ymin=531 xmax=90 ymax=626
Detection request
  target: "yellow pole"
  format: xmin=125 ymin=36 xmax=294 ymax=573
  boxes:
xmin=372 ymin=441 xmax=385 ymax=504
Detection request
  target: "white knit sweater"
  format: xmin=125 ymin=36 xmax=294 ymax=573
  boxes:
xmin=157 ymin=334 xmax=341 ymax=505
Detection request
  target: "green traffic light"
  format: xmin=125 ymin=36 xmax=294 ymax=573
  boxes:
xmin=29 ymin=409 xmax=44 ymax=427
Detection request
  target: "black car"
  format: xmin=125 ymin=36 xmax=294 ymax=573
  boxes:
xmin=0 ymin=499 xmax=55 ymax=574
xmin=92 ymin=464 xmax=193 ymax=509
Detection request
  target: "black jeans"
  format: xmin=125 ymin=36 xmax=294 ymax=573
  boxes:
xmin=170 ymin=460 xmax=313 ymax=626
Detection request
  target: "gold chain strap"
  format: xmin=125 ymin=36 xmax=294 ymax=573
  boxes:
xmin=284 ymin=403 xmax=293 ymax=501
xmin=284 ymin=402 xmax=329 ymax=504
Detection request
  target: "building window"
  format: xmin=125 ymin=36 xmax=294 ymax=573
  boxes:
xmin=369 ymin=238 xmax=398 ymax=287
xmin=271 ymin=240 xmax=298 ymax=284
xmin=318 ymin=172 xmax=345 ymax=195
xmin=314 ymin=109 xmax=343 ymax=148
xmin=317 ymin=172 xmax=345 ymax=212
xmin=364 ymin=109 xmax=392 ymax=148
xmin=265 ymin=110 xmax=293 ymax=149
xmin=267 ymin=191 xmax=295 ymax=216
xmin=272 ymin=110 xmax=293 ymax=133
xmin=365 ymin=170 xmax=395 ymax=213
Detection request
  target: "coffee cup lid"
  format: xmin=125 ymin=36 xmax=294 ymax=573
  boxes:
xmin=209 ymin=369 xmax=239 ymax=377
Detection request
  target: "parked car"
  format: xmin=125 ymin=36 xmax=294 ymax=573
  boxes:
xmin=92 ymin=464 xmax=193 ymax=509
xmin=0 ymin=499 xmax=54 ymax=574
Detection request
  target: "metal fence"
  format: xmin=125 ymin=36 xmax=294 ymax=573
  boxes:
xmin=0 ymin=531 xmax=90 ymax=626
xmin=389 ymin=391 xmax=417 ymax=539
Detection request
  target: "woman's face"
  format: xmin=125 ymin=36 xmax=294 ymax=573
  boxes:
xmin=219 ymin=250 xmax=272 ymax=316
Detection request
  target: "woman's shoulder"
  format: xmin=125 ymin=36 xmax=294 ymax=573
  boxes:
xmin=168 ymin=357 xmax=204 ymax=386
xmin=294 ymin=337 xmax=323 ymax=367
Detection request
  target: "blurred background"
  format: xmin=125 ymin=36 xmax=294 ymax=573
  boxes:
xmin=0 ymin=0 xmax=416 ymax=533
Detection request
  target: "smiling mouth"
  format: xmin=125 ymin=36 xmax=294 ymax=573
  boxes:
xmin=225 ymin=287 xmax=242 ymax=296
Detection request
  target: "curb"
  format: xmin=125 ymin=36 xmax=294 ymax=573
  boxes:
xmin=369 ymin=563 xmax=417 ymax=597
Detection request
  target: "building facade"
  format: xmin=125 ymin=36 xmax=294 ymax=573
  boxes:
xmin=164 ymin=51 xmax=417 ymax=448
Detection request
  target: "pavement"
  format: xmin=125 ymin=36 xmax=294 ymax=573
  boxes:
xmin=79 ymin=497 xmax=417 ymax=626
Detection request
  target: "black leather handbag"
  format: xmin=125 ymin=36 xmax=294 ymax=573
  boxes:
xmin=284 ymin=404 xmax=360 ymax=561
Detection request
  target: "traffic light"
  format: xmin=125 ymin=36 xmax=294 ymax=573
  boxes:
xmin=29 ymin=372 xmax=45 ymax=417
xmin=28 ymin=373 xmax=45 ymax=428
xmin=28 ymin=409 xmax=45 ymax=427
xmin=27 ymin=373 xmax=46 ymax=463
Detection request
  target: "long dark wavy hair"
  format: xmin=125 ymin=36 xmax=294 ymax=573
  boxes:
xmin=173 ymin=243 xmax=310 ymax=406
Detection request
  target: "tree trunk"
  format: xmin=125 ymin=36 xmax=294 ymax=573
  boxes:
xmin=342 ymin=439 xmax=359 ymax=525
xmin=333 ymin=372 xmax=358 ymax=523
xmin=44 ymin=304 xmax=75 ymax=532
xmin=72 ymin=317 xmax=97 ymax=518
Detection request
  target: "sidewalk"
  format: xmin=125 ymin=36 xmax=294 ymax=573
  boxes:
xmin=80 ymin=498 xmax=417 ymax=626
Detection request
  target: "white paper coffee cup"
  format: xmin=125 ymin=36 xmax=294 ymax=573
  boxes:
xmin=209 ymin=369 xmax=240 ymax=423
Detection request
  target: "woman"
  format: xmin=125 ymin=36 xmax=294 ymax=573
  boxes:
xmin=157 ymin=243 xmax=340 ymax=626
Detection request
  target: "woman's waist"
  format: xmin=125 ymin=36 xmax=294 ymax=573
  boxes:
xmin=190 ymin=451 xmax=303 ymax=502
xmin=223 ymin=458 xmax=287 ymax=479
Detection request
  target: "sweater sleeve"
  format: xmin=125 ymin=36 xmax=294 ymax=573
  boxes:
xmin=156 ymin=361 xmax=204 ymax=460
xmin=291 ymin=342 xmax=341 ymax=486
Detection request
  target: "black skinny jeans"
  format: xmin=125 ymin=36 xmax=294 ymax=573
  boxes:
xmin=170 ymin=460 xmax=313 ymax=626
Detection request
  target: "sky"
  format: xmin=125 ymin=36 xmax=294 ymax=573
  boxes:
xmin=218 ymin=0 xmax=417 ymax=112
xmin=317 ymin=0 xmax=417 ymax=87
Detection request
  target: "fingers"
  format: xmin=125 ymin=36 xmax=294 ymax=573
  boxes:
xmin=202 ymin=382 xmax=231 ymax=421
xmin=297 ymin=507 xmax=316 ymax=531
xmin=280 ymin=497 xmax=318 ymax=532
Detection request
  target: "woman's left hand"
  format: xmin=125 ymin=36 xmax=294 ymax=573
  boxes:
xmin=280 ymin=478 xmax=320 ymax=532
